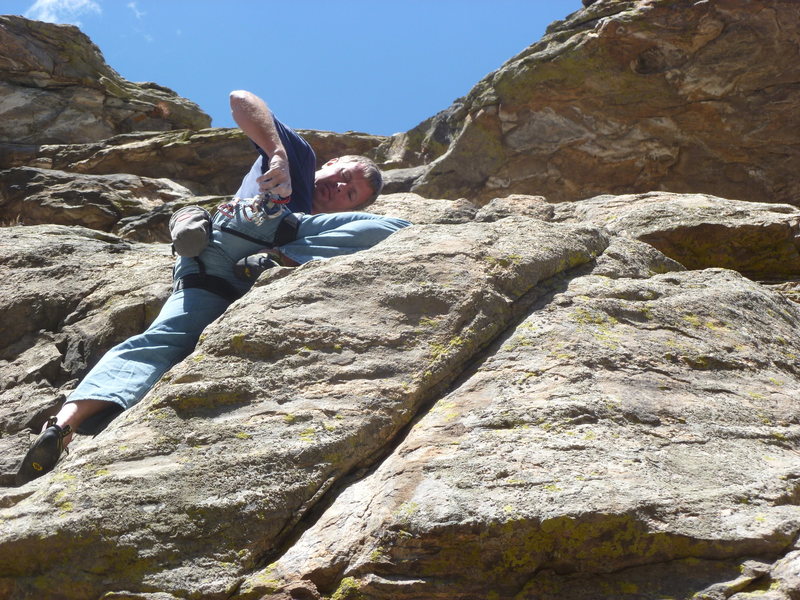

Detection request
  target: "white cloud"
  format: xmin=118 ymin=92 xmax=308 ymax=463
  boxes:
xmin=24 ymin=0 xmax=101 ymax=25
xmin=127 ymin=1 xmax=145 ymax=19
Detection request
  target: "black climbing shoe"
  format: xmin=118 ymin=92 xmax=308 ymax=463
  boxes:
xmin=234 ymin=253 xmax=280 ymax=282
xmin=16 ymin=417 xmax=72 ymax=485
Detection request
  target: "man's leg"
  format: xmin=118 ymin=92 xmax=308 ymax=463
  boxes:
xmin=67 ymin=287 xmax=230 ymax=432
xmin=52 ymin=399 xmax=110 ymax=441
xmin=17 ymin=287 xmax=230 ymax=484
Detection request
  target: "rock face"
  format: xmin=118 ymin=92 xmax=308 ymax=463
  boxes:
xmin=1 ymin=4 xmax=800 ymax=600
xmin=399 ymin=0 xmax=800 ymax=206
xmin=0 ymin=15 xmax=211 ymax=144
xmin=0 ymin=166 xmax=195 ymax=235
xmin=0 ymin=225 xmax=173 ymax=484
xmin=246 ymin=265 xmax=800 ymax=600
xmin=488 ymin=192 xmax=800 ymax=281
xmin=0 ymin=128 xmax=389 ymax=197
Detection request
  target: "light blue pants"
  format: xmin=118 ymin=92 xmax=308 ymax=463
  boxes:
xmin=68 ymin=207 xmax=410 ymax=434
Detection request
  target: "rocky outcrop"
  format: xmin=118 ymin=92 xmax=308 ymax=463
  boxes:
xmin=243 ymin=264 xmax=800 ymax=600
xmin=0 ymin=225 xmax=173 ymax=484
xmin=1 ymin=129 xmax=255 ymax=195
xmin=1 ymin=193 xmax=799 ymax=599
xmin=0 ymin=15 xmax=210 ymax=145
xmin=1 ymin=3 xmax=800 ymax=600
xmin=475 ymin=192 xmax=800 ymax=281
xmin=1 ymin=214 xmax=614 ymax=599
xmin=399 ymin=0 xmax=800 ymax=206
xmin=1 ymin=128 xmax=389 ymax=196
xmin=0 ymin=166 xmax=194 ymax=234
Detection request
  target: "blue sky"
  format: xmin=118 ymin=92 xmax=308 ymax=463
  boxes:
xmin=6 ymin=0 xmax=583 ymax=135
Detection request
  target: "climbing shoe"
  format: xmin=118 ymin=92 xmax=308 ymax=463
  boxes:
xmin=16 ymin=417 xmax=71 ymax=485
xmin=234 ymin=253 xmax=280 ymax=282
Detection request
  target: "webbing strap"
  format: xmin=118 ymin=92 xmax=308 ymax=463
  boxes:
xmin=173 ymin=273 xmax=242 ymax=303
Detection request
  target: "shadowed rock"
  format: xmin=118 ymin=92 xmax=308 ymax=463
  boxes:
xmin=550 ymin=192 xmax=800 ymax=280
xmin=478 ymin=192 xmax=800 ymax=281
xmin=0 ymin=167 xmax=194 ymax=232
xmin=0 ymin=225 xmax=173 ymax=483
xmin=1 ymin=128 xmax=389 ymax=196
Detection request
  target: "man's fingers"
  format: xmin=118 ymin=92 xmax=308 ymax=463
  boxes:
xmin=258 ymin=156 xmax=292 ymax=197
xmin=258 ymin=169 xmax=288 ymax=181
xmin=258 ymin=177 xmax=292 ymax=198
xmin=259 ymin=175 xmax=290 ymax=187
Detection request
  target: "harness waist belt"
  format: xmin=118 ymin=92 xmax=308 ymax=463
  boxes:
xmin=173 ymin=273 xmax=242 ymax=303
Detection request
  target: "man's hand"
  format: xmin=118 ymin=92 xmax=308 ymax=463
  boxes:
xmin=257 ymin=154 xmax=292 ymax=199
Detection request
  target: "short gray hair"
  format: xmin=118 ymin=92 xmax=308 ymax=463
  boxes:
xmin=339 ymin=155 xmax=383 ymax=208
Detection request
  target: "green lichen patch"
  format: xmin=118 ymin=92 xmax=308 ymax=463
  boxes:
xmin=331 ymin=576 xmax=364 ymax=600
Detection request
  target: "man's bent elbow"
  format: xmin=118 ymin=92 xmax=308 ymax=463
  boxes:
xmin=230 ymin=89 xmax=269 ymax=112
xmin=229 ymin=89 xmax=252 ymax=108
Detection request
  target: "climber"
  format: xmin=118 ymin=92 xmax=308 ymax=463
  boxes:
xmin=230 ymin=89 xmax=382 ymax=215
xmin=16 ymin=90 xmax=411 ymax=485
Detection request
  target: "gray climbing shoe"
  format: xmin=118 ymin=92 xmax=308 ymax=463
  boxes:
xmin=16 ymin=416 xmax=71 ymax=485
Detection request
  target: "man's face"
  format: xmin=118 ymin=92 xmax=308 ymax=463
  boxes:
xmin=312 ymin=158 xmax=373 ymax=213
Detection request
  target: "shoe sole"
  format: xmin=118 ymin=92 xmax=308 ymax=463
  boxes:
xmin=16 ymin=430 xmax=63 ymax=485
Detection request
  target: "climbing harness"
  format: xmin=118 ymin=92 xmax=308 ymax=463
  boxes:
xmin=169 ymin=195 xmax=300 ymax=301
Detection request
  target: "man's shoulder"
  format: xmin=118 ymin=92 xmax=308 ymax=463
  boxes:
xmin=274 ymin=117 xmax=312 ymax=154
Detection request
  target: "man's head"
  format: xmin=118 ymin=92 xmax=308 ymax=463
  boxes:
xmin=311 ymin=155 xmax=383 ymax=213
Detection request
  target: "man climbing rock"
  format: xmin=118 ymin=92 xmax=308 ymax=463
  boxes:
xmin=16 ymin=90 xmax=410 ymax=485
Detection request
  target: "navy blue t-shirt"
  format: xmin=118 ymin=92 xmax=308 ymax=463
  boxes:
xmin=235 ymin=117 xmax=316 ymax=213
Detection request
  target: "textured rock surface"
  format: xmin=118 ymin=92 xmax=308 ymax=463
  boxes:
xmin=551 ymin=193 xmax=800 ymax=280
xmin=0 ymin=128 xmax=388 ymax=196
xmin=405 ymin=0 xmax=800 ymax=206
xmin=0 ymin=166 xmax=194 ymax=234
xmin=0 ymin=217 xmax=610 ymax=598
xmin=1 ymin=2 xmax=800 ymax=599
xmin=0 ymin=15 xmax=210 ymax=144
xmin=0 ymin=225 xmax=173 ymax=485
xmin=243 ymin=264 xmax=800 ymax=600
xmin=477 ymin=192 xmax=800 ymax=281
xmin=0 ymin=165 xmax=229 ymax=243
xmin=369 ymin=192 xmax=479 ymax=225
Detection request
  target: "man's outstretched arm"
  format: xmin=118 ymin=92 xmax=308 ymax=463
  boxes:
xmin=278 ymin=213 xmax=412 ymax=265
xmin=229 ymin=90 xmax=292 ymax=199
